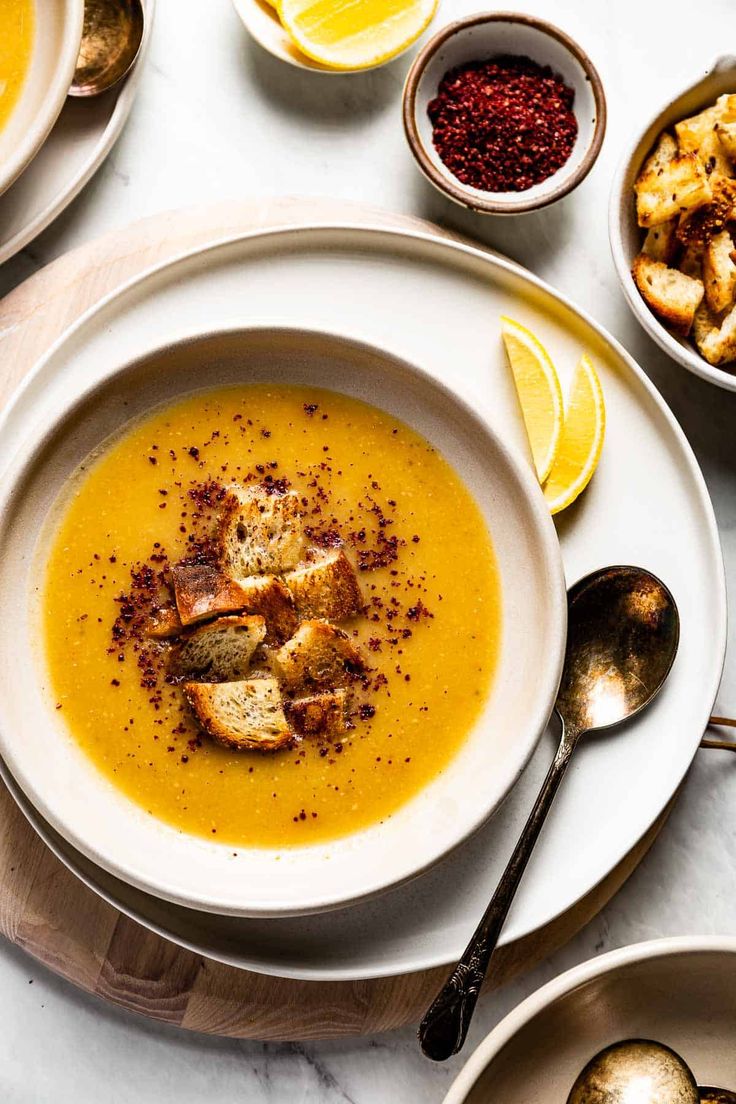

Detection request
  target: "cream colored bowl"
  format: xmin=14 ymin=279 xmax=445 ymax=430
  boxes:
xmin=444 ymin=937 xmax=736 ymax=1103
xmin=0 ymin=0 xmax=84 ymax=199
xmin=0 ymin=326 xmax=566 ymax=918
xmin=609 ymin=55 xmax=736 ymax=391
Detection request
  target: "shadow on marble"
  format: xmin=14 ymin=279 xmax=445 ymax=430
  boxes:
xmin=238 ymin=34 xmax=407 ymax=124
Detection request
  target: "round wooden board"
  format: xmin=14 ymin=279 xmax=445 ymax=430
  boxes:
xmin=0 ymin=198 xmax=672 ymax=1040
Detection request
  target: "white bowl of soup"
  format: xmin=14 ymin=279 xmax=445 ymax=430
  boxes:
xmin=0 ymin=0 xmax=84 ymax=198
xmin=0 ymin=328 xmax=566 ymax=917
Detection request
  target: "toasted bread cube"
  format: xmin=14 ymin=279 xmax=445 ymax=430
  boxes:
xmin=642 ymin=131 xmax=677 ymax=176
xmin=632 ymin=254 xmax=704 ymax=335
xmin=286 ymin=689 xmax=347 ymax=737
xmin=143 ymin=605 xmax=183 ymax=640
xmin=715 ymin=121 xmax=736 ymax=160
xmin=219 ymin=484 xmax=304 ymax=577
xmin=273 ymin=621 xmax=365 ymax=691
xmin=172 ymin=615 xmax=266 ymax=681
xmin=675 ymin=105 xmax=720 ymax=153
xmin=717 ymin=94 xmax=736 ymax=118
xmin=185 ymin=677 xmax=293 ymax=752
xmin=694 ymin=300 xmax=736 ymax=365
xmin=642 ymin=218 xmax=679 ymax=264
xmin=676 ymin=175 xmax=736 ymax=247
xmin=696 ymin=130 xmax=733 ymax=178
xmin=679 ymin=242 xmax=705 ymax=279
xmin=693 ymin=300 xmax=720 ymax=351
xmin=702 ymin=229 xmax=736 ymax=314
xmin=284 ymin=550 xmax=363 ymax=622
xmin=172 ymin=562 xmax=250 ymax=626
xmin=235 ymin=574 xmax=298 ymax=645
xmin=635 ymin=154 xmax=712 ymax=227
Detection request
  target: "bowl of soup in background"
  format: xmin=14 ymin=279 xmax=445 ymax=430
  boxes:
xmin=0 ymin=0 xmax=84 ymax=198
xmin=0 ymin=327 xmax=566 ymax=917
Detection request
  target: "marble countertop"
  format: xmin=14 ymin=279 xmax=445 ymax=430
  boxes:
xmin=1 ymin=0 xmax=736 ymax=1100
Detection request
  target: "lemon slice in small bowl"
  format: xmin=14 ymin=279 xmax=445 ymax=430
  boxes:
xmin=277 ymin=0 xmax=438 ymax=71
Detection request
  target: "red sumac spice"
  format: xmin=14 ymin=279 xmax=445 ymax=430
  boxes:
xmin=427 ymin=54 xmax=578 ymax=193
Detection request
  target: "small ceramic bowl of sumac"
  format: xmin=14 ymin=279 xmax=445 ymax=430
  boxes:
xmin=403 ymin=13 xmax=606 ymax=215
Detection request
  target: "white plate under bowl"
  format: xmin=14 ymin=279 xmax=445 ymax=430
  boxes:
xmin=0 ymin=325 xmax=565 ymax=918
xmin=0 ymin=224 xmax=725 ymax=978
xmin=0 ymin=0 xmax=83 ymax=199
xmin=0 ymin=0 xmax=154 ymax=268
xmin=444 ymin=937 xmax=736 ymax=1102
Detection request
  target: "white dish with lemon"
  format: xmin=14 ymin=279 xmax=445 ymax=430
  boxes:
xmin=0 ymin=223 xmax=724 ymax=972
xmin=231 ymin=0 xmax=436 ymax=73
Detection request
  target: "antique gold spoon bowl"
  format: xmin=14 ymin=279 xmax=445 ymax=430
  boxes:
xmin=69 ymin=0 xmax=145 ymax=97
xmin=419 ymin=566 xmax=680 ymax=1062
xmin=567 ymin=1040 xmax=699 ymax=1104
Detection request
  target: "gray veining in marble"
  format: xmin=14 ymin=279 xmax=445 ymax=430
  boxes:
xmin=1 ymin=0 xmax=736 ymax=1100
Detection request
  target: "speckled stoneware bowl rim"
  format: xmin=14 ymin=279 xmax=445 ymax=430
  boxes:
xmin=402 ymin=12 xmax=607 ymax=216
xmin=608 ymin=55 xmax=736 ymax=392
xmin=442 ymin=935 xmax=736 ymax=1103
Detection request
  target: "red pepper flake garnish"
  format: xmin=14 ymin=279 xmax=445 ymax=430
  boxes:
xmin=427 ymin=54 xmax=578 ymax=193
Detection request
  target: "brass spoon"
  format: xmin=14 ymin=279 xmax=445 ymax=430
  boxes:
xmin=69 ymin=0 xmax=145 ymax=97
xmin=419 ymin=566 xmax=680 ymax=1062
xmin=567 ymin=1040 xmax=699 ymax=1104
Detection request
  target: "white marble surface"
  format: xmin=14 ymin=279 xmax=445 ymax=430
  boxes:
xmin=1 ymin=0 xmax=736 ymax=1100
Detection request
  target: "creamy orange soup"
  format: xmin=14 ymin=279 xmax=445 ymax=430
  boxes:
xmin=42 ymin=385 xmax=501 ymax=847
xmin=0 ymin=0 xmax=34 ymax=135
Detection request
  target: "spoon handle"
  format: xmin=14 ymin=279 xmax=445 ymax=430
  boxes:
xmin=701 ymin=716 xmax=736 ymax=751
xmin=418 ymin=718 xmax=579 ymax=1062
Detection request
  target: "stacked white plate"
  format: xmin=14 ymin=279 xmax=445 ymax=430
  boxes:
xmin=0 ymin=222 xmax=726 ymax=981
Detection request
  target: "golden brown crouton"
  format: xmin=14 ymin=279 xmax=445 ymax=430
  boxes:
xmin=641 ymin=131 xmax=678 ymax=175
xmin=693 ymin=300 xmax=736 ymax=365
xmin=219 ymin=484 xmax=304 ymax=577
xmin=632 ymin=254 xmax=704 ymax=335
xmin=171 ymin=562 xmax=249 ymax=626
xmin=715 ymin=120 xmax=736 ymax=160
xmin=702 ymin=229 xmax=736 ymax=314
xmin=635 ymin=154 xmax=712 ymax=227
xmin=284 ymin=550 xmax=363 ymax=622
xmin=236 ymin=574 xmax=298 ymax=644
xmin=143 ymin=605 xmax=183 ymax=640
xmin=642 ymin=219 xmax=679 ymax=265
xmin=675 ymin=104 xmax=720 ymax=153
xmin=679 ymin=242 xmax=705 ymax=279
xmin=676 ymin=175 xmax=736 ymax=246
xmin=285 ymin=689 xmax=347 ymax=737
xmin=185 ymin=677 xmax=293 ymax=752
xmin=696 ymin=130 xmax=733 ymax=178
xmin=171 ymin=615 xmax=266 ymax=681
xmin=273 ymin=621 xmax=365 ymax=692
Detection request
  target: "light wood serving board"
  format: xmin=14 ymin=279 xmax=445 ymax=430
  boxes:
xmin=0 ymin=198 xmax=671 ymax=1040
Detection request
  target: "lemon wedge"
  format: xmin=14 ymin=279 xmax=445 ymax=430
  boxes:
xmin=543 ymin=354 xmax=605 ymax=515
xmin=277 ymin=0 xmax=437 ymax=71
xmin=501 ymin=316 xmax=564 ymax=484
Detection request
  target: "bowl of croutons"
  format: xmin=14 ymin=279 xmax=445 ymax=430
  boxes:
xmin=610 ymin=56 xmax=736 ymax=390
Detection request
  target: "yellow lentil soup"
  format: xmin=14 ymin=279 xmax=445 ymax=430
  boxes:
xmin=42 ymin=385 xmax=501 ymax=847
xmin=0 ymin=0 xmax=34 ymax=135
